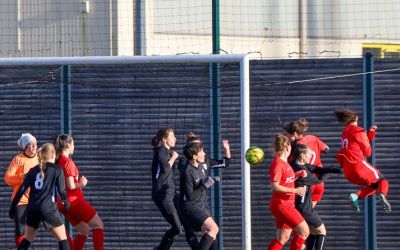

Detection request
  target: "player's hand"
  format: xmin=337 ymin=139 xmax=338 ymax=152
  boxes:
xmin=80 ymin=176 xmax=88 ymax=187
xmin=63 ymin=201 xmax=71 ymax=212
xmin=294 ymin=187 xmax=306 ymax=196
xmin=369 ymin=125 xmax=377 ymax=131
xmin=170 ymin=151 xmax=179 ymax=161
xmin=294 ymin=170 xmax=307 ymax=178
xmin=9 ymin=207 xmax=16 ymax=220
xmin=203 ymin=176 xmax=215 ymax=189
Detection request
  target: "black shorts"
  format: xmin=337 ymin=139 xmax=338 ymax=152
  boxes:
xmin=182 ymin=207 xmax=211 ymax=232
xmin=301 ymin=209 xmax=323 ymax=229
xmin=153 ymin=198 xmax=178 ymax=215
xmin=26 ymin=206 xmax=64 ymax=230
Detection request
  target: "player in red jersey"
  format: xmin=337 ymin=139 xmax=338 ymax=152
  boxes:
xmin=54 ymin=134 xmax=105 ymax=250
xmin=284 ymin=118 xmax=329 ymax=208
xmin=267 ymin=134 xmax=309 ymax=250
xmin=334 ymin=109 xmax=391 ymax=213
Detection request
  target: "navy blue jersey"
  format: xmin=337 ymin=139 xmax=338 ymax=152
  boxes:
xmin=11 ymin=163 xmax=69 ymax=211
xmin=152 ymin=145 xmax=176 ymax=199
xmin=180 ymin=162 xmax=209 ymax=210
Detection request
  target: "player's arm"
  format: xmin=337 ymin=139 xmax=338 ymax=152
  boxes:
xmin=9 ymin=171 xmax=32 ymax=218
xmin=270 ymin=181 xmax=305 ymax=196
xmin=4 ymin=158 xmax=24 ymax=186
xmin=66 ymin=176 xmax=86 ymax=190
xmin=355 ymin=130 xmax=372 ymax=157
xmin=56 ymin=169 xmax=70 ymax=210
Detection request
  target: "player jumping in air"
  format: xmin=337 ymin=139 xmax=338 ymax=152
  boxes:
xmin=334 ymin=108 xmax=391 ymax=213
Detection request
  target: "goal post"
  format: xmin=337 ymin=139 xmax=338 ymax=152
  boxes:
xmin=0 ymin=54 xmax=252 ymax=250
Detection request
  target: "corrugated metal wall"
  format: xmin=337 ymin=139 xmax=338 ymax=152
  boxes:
xmin=0 ymin=58 xmax=399 ymax=249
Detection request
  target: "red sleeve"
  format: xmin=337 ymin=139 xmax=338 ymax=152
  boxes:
xmin=367 ymin=129 xmax=376 ymax=141
xmin=269 ymin=161 xmax=283 ymax=183
xmin=316 ymin=137 xmax=328 ymax=153
xmin=63 ymin=159 xmax=78 ymax=178
xmin=354 ymin=131 xmax=372 ymax=157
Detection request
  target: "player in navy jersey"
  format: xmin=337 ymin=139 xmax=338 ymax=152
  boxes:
xmin=292 ymin=144 xmax=341 ymax=250
xmin=151 ymin=128 xmax=182 ymax=250
xmin=180 ymin=141 xmax=223 ymax=250
xmin=9 ymin=143 xmax=70 ymax=250
xmin=178 ymin=132 xmax=230 ymax=249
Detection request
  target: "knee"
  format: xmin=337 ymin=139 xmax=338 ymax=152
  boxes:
xmin=314 ymin=224 xmax=326 ymax=235
xmin=89 ymin=214 xmax=104 ymax=229
xmin=297 ymin=223 xmax=310 ymax=239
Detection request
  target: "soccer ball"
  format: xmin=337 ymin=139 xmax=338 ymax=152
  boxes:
xmin=245 ymin=146 xmax=264 ymax=165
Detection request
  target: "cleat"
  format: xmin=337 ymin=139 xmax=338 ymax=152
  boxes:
xmin=349 ymin=193 xmax=360 ymax=213
xmin=378 ymin=194 xmax=392 ymax=213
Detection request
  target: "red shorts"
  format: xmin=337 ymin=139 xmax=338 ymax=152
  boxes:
xmin=343 ymin=160 xmax=381 ymax=186
xmin=58 ymin=199 xmax=97 ymax=226
xmin=311 ymin=182 xmax=325 ymax=202
xmin=270 ymin=203 xmax=304 ymax=229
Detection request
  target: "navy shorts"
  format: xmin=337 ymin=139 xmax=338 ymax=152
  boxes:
xmin=26 ymin=206 xmax=64 ymax=230
xmin=182 ymin=207 xmax=211 ymax=232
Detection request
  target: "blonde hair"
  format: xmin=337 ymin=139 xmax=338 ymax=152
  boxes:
xmin=37 ymin=143 xmax=55 ymax=178
xmin=273 ymin=133 xmax=290 ymax=156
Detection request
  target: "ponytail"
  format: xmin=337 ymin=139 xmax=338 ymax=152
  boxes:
xmin=151 ymin=128 xmax=173 ymax=150
xmin=37 ymin=143 xmax=55 ymax=178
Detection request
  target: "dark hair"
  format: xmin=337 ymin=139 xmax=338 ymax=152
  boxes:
xmin=37 ymin=143 xmax=55 ymax=178
xmin=183 ymin=141 xmax=204 ymax=160
xmin=334 ymin=109 xmax=357 ymax=125
xmin=54 ymin=134 xmax=73 ymax=159
xmin=293 ymin=144 xmax=309 ymax=160
xmin=151 ymin=128 xmax=173 ymax=150
xmin=284 ymin=118 xmax=308 ymax=135
xmin=185 ymin=132 xmax=201 ymax=143
xmin=273 ymin=133 xmax=290 ymax=156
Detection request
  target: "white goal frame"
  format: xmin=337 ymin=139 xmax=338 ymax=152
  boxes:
xmin=0 ymin=54 xmax=252 ymax=250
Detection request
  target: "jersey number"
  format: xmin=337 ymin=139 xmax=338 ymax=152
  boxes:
xmin=35 ymin=173 xmax=44 ymax=190
xmin=341 ymin=138 xmax=349 ymax=149
xmin=309 ymin=150 xmax=316 ymax=165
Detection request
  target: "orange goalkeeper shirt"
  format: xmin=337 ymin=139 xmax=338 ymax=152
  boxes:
xmin=4 ymin=153 xmax=38 ymax=205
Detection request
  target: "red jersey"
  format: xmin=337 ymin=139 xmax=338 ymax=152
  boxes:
xmin=269 ymin=156 xmax=296 ymax=206
xmin=297 ymin=135 xmax=328 ymax=168
xmin=336 ymin=124 xmax=373 ymax=166
xmin=57 ymin=155 xmax=84 ymax=204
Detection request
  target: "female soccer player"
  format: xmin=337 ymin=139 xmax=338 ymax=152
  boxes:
xmin=267 ymin=134 xmax=309 ymax=250
xmin=178 ymin=132 xmax=231 ymax=249
xmin=284 ymin=118 xmax=329 ymax=208
xmin=334 ymin=108 xmax=391 ymax=213
xmin=54 ymin=134 xmax=104 ymax=250
xmin=151 ymin=128 xmax=181 ymax=250
xmin=180 ymin=141 xmax=220 ymax=250
xmin=9 ymin=143 xmax=71 ymax=250
xmin=292 ymin=144 xmax=341 ymax=250
xmin=4 ymin=133 xmax=38 ymax=247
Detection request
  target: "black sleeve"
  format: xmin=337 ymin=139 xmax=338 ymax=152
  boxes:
xmin=208 ymin=157 xmax=230 ymax=169
xmin=182 ymin=169 xmax=205 ymax=202
xmin=313 ymin=166 xmax=342 ymax=175
xmin=56 ymin=168 xmax=69 ymax=205
xmin=10 ymin=170 xmax=33 ymax=210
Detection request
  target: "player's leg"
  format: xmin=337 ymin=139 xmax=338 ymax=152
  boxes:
xmin=14 ymin=204 xmax=28 ymax=247
xmin=199 ymin=217 xmax=218 ymax=250
xmin=18 ymin=226 xmax=37 ymax=250
xmin=51 ymin=225 xmax=69 ymax=250
xmin=153 ymin=199 xmax=182 ymax=250
xmin=267 ymin=228 xmax=291 ymax=250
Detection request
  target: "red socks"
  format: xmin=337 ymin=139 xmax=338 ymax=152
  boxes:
xmin=378 ymin=179 xmax=389 ymax=196
xmin=267 ymin=239 xmax=283 ymax=250
xmin=16 ymin=235 xmax=24 ymax=248
xmin=74 ymin=234 xmax=88 ymax=250
xmin=93 ymin=228 xmax=104 ymax=250
xmin=289 ymin=233 xmax=306 ymax=250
